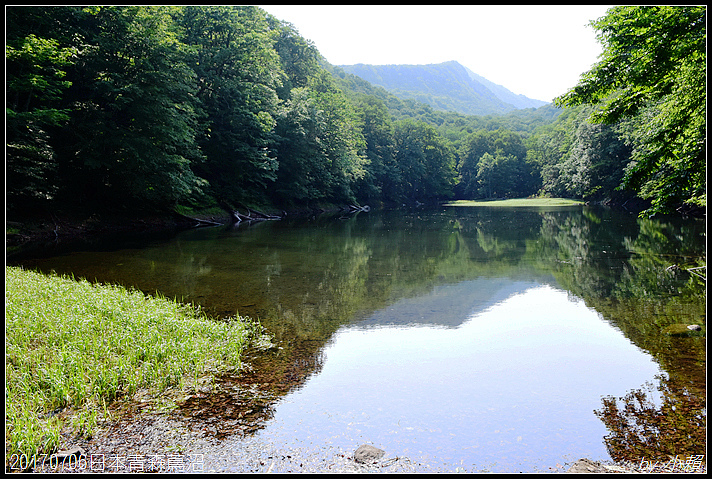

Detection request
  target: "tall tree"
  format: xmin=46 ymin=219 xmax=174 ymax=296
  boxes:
xmin=562 ymin=115 xmax=631 ymax=200
xmin=555 ymin=6 xmax=706 ymax=215
xmin=526 ymin=106 xmax=586 ymax=199
xmin=458 ymin=129 xmax=534 ymax=199
xmin=274 ymin=71 xmax=367 ymax=205
xmin=177 ymin=6 xmax=284 ymax=205
xmin=353 ymin=95 xmax=399 ymax=204
xmin=52 ymin=6 xmax=206 ymax=211
xmin=266 ymin=16 xmax=321 ymax=99
xmin=392 ymin=120 xmax=456 ymax=203
xmin=6 ymin=7 xmax=77 ymax=213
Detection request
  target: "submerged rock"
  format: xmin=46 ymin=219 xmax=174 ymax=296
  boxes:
xmin=353 ymin=444 xmax=385 ymax=464
xmin=662 ymin=323 xmax=705 ymax=336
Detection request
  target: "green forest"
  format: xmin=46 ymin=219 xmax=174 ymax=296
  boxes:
xmin=6 ymin=6 xmax=706 ymax=219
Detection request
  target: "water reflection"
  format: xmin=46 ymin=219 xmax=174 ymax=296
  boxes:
xmin=228 ymin=284 xmax=662 ymax=472
xmin=352 ymin=278 xmax=536 ymax=329
xmin=10 ymin=205 xmax=706 ymax=471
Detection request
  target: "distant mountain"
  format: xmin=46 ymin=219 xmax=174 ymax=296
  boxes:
xmin=462 ymin=66 xmax=548 ymax=110
xmin=338 ymin=60 xmax=548 ymax=116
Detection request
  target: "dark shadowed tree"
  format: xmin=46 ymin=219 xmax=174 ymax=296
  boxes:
xmin=6 ymin=7 xmax=77 ymax=213
xmin=177 ymin=6 xmax=284 ymax=205
xmin=52 ymin=6 xmax=206 ymax=211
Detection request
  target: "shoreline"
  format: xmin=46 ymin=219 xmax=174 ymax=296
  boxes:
xmin=6 ymin=204 xmax=363 ymax=260
xmin=10 ymin=400 xmax=705 ymax=474
xmin=6 ymin=197 xmax=703 ymax=258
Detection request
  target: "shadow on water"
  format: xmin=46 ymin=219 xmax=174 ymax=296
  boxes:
xmin=175 ymin=338 xmax=327 ymax=441
xmin=10 ymin=205 xmax=706 ymax=470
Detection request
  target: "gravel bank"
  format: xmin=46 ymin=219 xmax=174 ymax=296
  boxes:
xmin=15 ymin=405 xmax=705 ymax=474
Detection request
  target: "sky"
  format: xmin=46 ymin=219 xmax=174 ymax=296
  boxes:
xmin=258 ymin=5 xmax=615 ymax=103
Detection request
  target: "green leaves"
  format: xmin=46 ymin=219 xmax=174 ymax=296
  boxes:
xmin=62 ymin=6 xmax=205 ymax=209
xmin=17 ymin=6 xmax=701 ymax=216
xmin=555 ymin=6 xmax=706 ymax=215
xmin=273 ymin=79 xmax=367 ymax=205
xmin=6 ymin=24 xmax=78 ymax=211
xmin=392 ymin=119 xmax=456 ymax=202
xmin=6 ymin=34 xmax=74 ymax=110
xmin=458 ymin=129 xmax=534 ymax=199
xmin=177 ymin=6 xmax=283 ymax=204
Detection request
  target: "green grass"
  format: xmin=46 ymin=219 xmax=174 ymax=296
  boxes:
xmin=444 ymin=198 xmax=585 ymax=207
xmin=5 ymin=266 xmax=257 ymax=461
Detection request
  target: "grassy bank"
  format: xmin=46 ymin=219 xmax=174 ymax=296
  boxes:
xmin=444 ymin=198 xmax=585 ymax=207
xmin=5 ymin=266 xmax=255 ymax=461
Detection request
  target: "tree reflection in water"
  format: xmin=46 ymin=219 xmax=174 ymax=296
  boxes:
xmin=10 ymin=205 xmax=706 ymax=469
xmin=595 ymin=374 xmax=706 ymax=462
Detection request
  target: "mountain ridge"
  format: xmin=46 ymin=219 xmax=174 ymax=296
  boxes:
xmin=461 ymin=65 xmax=549 ymax=110
xmin=338 ymin=60 xmax=548 ymax=116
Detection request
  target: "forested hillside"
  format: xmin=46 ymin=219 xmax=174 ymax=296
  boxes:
xmin=6 ymin=6 xmax=706 ymax=219
xmin=327 ymin=62 xmax=561 ymax=148
xmin=462 ymin=66 xmax=548 ymax=110
xmin=338 ymin=61 xmax=547 ymax=115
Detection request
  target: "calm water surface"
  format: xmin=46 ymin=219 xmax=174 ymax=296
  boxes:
xmin=11 ymin=205 xmax=706 ymax=472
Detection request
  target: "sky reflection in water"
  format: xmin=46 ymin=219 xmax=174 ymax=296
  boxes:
xmin=241 ymin=280 xmax=662 ymax=472
xmin=12 ymin=206 xmax=701 ymax=472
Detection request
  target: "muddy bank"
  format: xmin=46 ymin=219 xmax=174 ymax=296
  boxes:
xmin=7 ymin=216 xmax=190 ymax=268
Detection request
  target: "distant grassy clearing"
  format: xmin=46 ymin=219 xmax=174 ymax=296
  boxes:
xmin=444 ymin=198 xmax=585 ymax=207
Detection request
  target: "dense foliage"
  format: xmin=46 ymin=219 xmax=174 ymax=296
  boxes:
xmin=556 ymin=6 xmax=706 ymax=216
xmin=6 ymin=6 xmax=705 ymax=217
xmin=527 ymin=105 xmax=632 ymax=201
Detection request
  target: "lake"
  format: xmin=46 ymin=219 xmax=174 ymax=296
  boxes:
xmin=10 ymin=204 xmax=706 ymax=472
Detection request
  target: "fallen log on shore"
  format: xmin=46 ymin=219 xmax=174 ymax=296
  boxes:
xmin=173 ymin=212 xmax=225 ymax=228
xmin=230 ymin=207 xmax=282 ymax=223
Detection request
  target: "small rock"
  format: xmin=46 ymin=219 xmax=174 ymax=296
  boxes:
xmin=687 ymin=324 xmax=702 ymax=331
xmin=567 ymin=458 xmax=606 ymax=473
xmin=662 ymin=323 xmax=703 ymax=336
xmin=353 ymin=444 xmax=385 ymax=464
